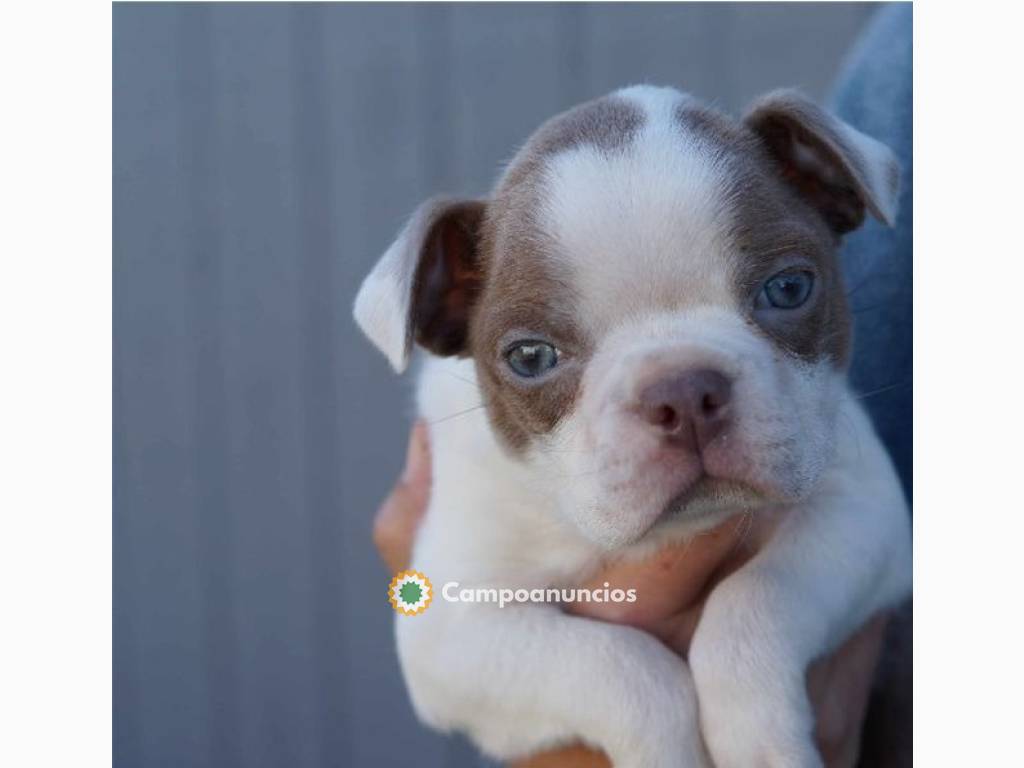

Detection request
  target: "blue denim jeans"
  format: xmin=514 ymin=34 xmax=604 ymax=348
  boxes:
xmin=830 ymin=4 xmax=913 ymax=501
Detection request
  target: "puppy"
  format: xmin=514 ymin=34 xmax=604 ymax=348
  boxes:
xmin=355 ymin=85 xmax=912 ymax=768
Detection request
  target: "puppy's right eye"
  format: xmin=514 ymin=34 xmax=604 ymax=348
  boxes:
xmin=757 ymin=269 xmax=815 ymax=310
xmin=505 ymin=342 xmax=559 ymax=378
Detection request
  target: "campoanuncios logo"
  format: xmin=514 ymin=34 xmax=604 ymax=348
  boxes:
xmin=389 ymin=570 xmax=639 ymax=615
xmin=388 ymin=570 xmax=433 ymax=616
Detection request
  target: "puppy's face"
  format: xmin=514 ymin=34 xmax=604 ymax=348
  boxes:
xmin=357 ymin=86 xmax=899 ymax=548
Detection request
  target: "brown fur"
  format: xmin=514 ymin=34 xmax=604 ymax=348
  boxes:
xmin=411 ymin=201 xmax=487 ymax=357
xmin=676 ymin=102 xmax=853 ymax=366
xmin=467 ymin=96 xmax=646 ymax=451
xmin=744 ymin=90 xmax=896 ymax=232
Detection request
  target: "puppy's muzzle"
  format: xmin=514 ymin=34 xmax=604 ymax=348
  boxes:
xmin=633 ymin=368 xmax=733 ymax=454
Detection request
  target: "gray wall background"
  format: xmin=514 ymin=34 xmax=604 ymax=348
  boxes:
xmin=114 ymin=4 xmax=878 ymax=767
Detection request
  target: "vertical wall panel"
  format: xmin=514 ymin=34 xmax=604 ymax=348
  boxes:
xmin=585 ymin=3 xmax=730 ymax=105
xmin=204 ymin=6 xmax=324 ymax=767
xmin=114 ymin=5 xmax=218 ymax=767
xmin=448 ymin=3 xmax=569 ymax=195
xmin=322 ymin=5 xmax=454 ymax=767
xmin=287 ymin=6 xmax=354 ymax=767
xmin=717 ymin=3 xmax=875 ymax=109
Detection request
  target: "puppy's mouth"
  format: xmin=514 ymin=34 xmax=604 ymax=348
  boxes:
xmin=659 ymin=474 xmax=769 ymax=524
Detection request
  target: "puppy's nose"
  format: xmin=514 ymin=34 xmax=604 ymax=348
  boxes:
xmin=635 ymin=369 xmax=732 ymax=452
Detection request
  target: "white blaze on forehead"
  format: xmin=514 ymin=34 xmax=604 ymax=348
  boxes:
xmin=538 ymin=85 xmax=739 ymax=336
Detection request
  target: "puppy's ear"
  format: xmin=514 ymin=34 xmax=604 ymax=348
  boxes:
xmin=744 ymin=89 xmax=900 ymax=234
xmin=354 ymin=197 xmax=486 ymax=372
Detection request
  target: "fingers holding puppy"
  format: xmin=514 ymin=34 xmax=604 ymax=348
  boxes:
xmin=373 ymin=420 xmax=431 ymax=573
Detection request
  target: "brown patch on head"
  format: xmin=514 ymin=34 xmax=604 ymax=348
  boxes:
xmin=675 ymin=101 xmax=853 ymax=366
xmin=468 ymin=95 xmax=646 ymax=452
xmin=498 ymin=94 xmax=645 ymax=191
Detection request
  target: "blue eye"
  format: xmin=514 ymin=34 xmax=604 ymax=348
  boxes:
xmin=759 ymin=270 xmax=815 ymax=310
xmin=506 ymin=341 xmax=559 ymax=378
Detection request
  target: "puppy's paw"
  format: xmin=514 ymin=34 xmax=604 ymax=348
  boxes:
xmin=604 ymin=649 xmax=712 ymax=768
xmin=690 ymin=583 xmax=821 ymax=768
xmin=692 ymin=666 xmax=820 ymax=768
xmin=697 ymin=725 xmax=822 ymax=768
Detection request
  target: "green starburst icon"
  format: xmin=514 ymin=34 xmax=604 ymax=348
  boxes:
xmin=399 ymin=581 xmax=422 ymax=605
xmin=388 ymin=570 xmax=433 ymax=616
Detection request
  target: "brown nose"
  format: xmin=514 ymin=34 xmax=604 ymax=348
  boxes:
xmin=636 ymin=369 xmax=732 ymax=453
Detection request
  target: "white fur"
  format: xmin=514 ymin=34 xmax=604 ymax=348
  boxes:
xmin=401 ymin=356 xmax=909 ymax=767
xmin=533 ymin=87 xmax=843 ymax=550
xmin=354 ymin=197 xmax=462 ymax=372
xmin=543 ymin=307 xmax=843 ymax=550
xmin=353 ymin=235 xmax=413 ymax=372
xmin=542 ymin=86 xmax=737 ymax=337
xmin=358 ymin=86 xmax=912 ymax=767
xmin=691 ymin=398 xmax=911 ymax=767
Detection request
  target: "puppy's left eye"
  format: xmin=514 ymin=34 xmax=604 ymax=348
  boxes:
xmin=506 ymin=341 xmax=559 ymax=378
xmin=758 ymin=270 xmax=815 ymax=310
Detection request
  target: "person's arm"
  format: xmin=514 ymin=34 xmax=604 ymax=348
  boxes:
xmin=375 ymin=423 xmax=887 ymax=768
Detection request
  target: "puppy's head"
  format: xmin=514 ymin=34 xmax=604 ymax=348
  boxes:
xmin=355 ymin=86 xmax=899 ymax=548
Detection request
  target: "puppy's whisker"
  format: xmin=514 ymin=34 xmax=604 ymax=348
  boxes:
xmin=855 ymin=381 xmax=910 ymax=401
xmin=441 ymin=369 xmax=481 ymax=387
xmin=430 ymin=403 xmax=488 ymax=425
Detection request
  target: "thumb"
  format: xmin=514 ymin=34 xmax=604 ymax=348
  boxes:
xmin=373 ymin=421 xmax=432 ymax=573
